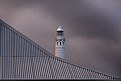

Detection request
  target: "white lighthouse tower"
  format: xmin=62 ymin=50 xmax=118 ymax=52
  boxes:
xmin=55 ymin=26 xmax=65 ymax=59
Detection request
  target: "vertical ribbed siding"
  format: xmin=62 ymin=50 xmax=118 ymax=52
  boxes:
xmin=0 ymin=20 xmax=118 ymax=80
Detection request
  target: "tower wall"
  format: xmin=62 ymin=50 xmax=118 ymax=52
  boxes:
xmin=55 ymin=26 xmax=65 ymax=59
xmin=55 ymin=40 xmax=65 ymax=59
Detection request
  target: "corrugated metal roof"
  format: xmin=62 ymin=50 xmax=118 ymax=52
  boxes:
xmin=0 ymin=19 xmax=119 ymax=79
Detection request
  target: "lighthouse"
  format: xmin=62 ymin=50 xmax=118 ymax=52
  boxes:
xmin=55 ymin=26 xmax=65 ymax=59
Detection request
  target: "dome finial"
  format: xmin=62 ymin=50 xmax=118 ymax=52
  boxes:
xmin=57 ymin=26 xmax=64 ymax=32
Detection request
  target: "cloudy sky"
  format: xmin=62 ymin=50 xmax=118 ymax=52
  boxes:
xmin=0 ymin=0 xmax=121 ymax=77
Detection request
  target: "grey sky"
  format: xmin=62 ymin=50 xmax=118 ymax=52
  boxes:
xmin=0 ymin=0 xmax=121 ymax=77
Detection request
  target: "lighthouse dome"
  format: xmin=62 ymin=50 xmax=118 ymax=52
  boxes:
xmin=57 ymin=26 xmax=64 ymax=32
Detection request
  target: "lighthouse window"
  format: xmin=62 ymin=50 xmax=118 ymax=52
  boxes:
xmin=57 ymin=42 xmax=58 ymax=45
xmin=60 ymin=42 xmax=61 ymax=45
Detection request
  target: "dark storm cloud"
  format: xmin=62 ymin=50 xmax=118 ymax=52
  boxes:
xmin=1 ymin=0 xmax=120 ymax=41
xmin=0 ymin=0 xmax=121 ymax=77
xmin=73 ymin=11 xmax=118 ymax=39
xmin=43 ymin=0 xmax=120 ymax=42
xmin=45 ymin=0 xmax=121 ymax=42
